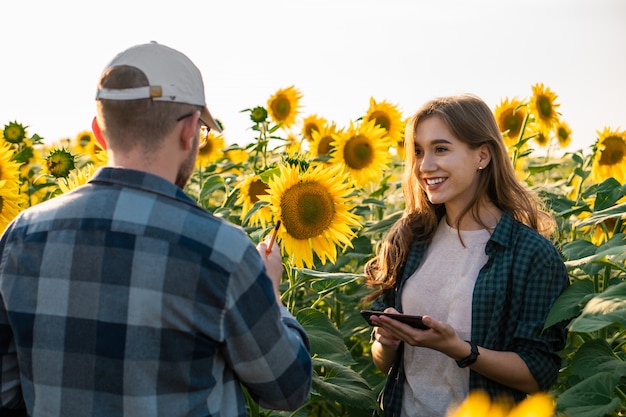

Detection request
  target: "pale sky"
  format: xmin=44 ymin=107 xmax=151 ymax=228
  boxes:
xmin=2 ymin=0 xmax=625 ymax=154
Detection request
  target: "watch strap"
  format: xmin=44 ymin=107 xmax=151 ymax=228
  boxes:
xmin=456 ymin=340 xmax=479 ymax=368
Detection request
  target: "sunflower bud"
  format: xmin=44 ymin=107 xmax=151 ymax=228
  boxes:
xmin=46 ymin=148 xmax=76 ymax=178
xmin=283 ymin=154 xmax=309 ymax=172
xmin=2 ymin=121 xmax=27 ymax=144
xmin=250 ymin=106 xmax=268 ymax=123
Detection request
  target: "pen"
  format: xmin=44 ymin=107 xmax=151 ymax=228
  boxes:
xmin=265 ymin=220 xmax=281 ymax=256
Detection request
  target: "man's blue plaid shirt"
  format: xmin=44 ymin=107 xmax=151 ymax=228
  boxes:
xmin=0 ymin=167 xmax=312 ymax=416
xmin=371 ymin=212 xmax=569 ymax=416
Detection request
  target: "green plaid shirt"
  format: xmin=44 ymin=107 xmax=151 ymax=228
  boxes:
xmin=372 ymin=212 xmax=569 ymax=416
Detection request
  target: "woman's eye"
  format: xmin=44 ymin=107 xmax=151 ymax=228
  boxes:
xmin=435 ymin=147 xmax=447 ymax=153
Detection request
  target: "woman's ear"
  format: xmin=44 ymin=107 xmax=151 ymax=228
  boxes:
xmin=478 ymin=144 xmax=492 ymax=169
xmin=92 ymin=117 xmax=107 ymax=150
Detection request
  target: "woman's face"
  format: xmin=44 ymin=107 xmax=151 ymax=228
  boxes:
xmin=413 ymin=117 xmax=488 ymax=214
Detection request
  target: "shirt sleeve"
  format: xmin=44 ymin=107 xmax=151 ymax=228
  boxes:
xmin=219 ymin=243 xmax=312 ymax=411
xmin=514 ymin=242 xmax=569 ymax=391
xmin=0 ymin=225 xmax=26 ymax=413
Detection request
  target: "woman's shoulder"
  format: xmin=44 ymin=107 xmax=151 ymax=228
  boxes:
xmin=506 ymin=215 xmax=563 ymax=261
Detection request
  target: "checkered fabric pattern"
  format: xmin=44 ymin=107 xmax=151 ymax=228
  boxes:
xmin=0 ymin=167 xmax=312 ymax=417
xmin=371 ymin=212 xmax=569 ymax=416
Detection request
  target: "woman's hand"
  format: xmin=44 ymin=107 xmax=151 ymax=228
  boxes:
xmin=372 ymin=308 xmax=468 ymax=360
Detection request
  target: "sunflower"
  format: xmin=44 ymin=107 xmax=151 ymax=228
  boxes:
xmin=73 ymin=130 xmax=99 ymax=161
xmin=0 ymin=142 xmax=22 ymax=186
xmin=0 ymin=181 xmax=25 ymax=233
xmin=494 ymin=97 xmax=528 ymax=146
xmin=529 ymin=83 xmax=560 ymax=130
xmin=555 ymin=120 xmax=572 ymax=148
xmin=2 ymin=121 xmax=27 ymax=144
xmin=330 ymin=119 xmax=392 ymax=188
xmin=591 ymin=127 xmax=626 ymax=184
xmin=92 ymin=145 xmax=108 ymax=167
xmin=223 ymin=148 xmax=249 ymax=175
xmin=45 ymin=148 xmax=76 ymax=178
xmin=302 ymin=114 xmax=328 ymax=141
xmin=363 ymin=98 xmax=405 ymax=146
xmin=235 ymin=174 xmax=273 ymax=227
xmin=249 ymin=106 xmax=268 ymax=123
xmin=58 ymin=165 xmax=96 ymax=194
xmin=309 ymin=123 xmax=341 ymax=158
xmin=525 ymin=123 xmax=551 ymax=148
xmin=446 ymin=390 xmax=554 ymax=417
xmin=195 ymin=131 xmax=225 ymax=168
xmin=260 ymin=163 xmax=361 ymax=269
xmin=267 ymin=86 xmax=302 ymax=129
xmin=284 ymin=133 xmax=302 ymax=156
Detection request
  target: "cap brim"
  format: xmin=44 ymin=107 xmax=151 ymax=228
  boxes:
xmin=200 ymin=106 xmax=222 ymax=133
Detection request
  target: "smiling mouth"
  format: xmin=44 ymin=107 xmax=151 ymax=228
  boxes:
xmin=426 ymin=178 xmax=446 ymax=186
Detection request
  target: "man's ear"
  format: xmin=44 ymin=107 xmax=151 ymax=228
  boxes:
xmin=92 ymin=117 xmax=107 ymax=150
xmin=179 ymin=111 xmax=200 ymax=151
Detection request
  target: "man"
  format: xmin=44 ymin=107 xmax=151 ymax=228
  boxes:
xmin=0 ymin=41 xmax=312 ymax=416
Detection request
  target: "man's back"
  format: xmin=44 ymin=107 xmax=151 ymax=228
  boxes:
xmin=0 ymin=167 xmax=311 ymax=416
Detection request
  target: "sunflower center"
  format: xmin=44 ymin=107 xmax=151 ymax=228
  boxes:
xmin=304 ymin=123 xmax=318 ymax=140
xmin=599 ymin=136 xmax=625 ymax=166
xmin=79 ymin=134 xmax=92 ymax=147
xmin=343 ymin=135 xmax=373 ymax=169
xmin=369 ymin=111 xmax=391 ymax=131
xmin=248 ymin=179 xmax=269 ymax=204
xmin=318 ymin=136 xmax=335 ymax=155
xmin=271 ymin=95 xmax=291 ymax=121
xmin=200 ymin=136 xmax=213 ymax=155
xmin=280 ymin=182 xmax=335 ymax=239
xmin=537 ymin=96 xmax=553 ymax=118
xmin=535 ymin=132 xmax=549 ymax=146
xmin=502 ymin=109 xmax=523 ymax=138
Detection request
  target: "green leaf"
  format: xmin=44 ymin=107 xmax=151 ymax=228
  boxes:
xmin=362 ymin=211 xmax=402 ymax=235
xmin=556 ymin=372 xmax=622 ymax=417
xmin=593 ymin=177 xmax=624 ymax=211
xmin=259 ymin=167 xmax=280 ymax=183
xmin=577 ymin=202 xmax=626 ymax=227
xmin=360 ymin=198 xmax=388 ymax=209
xmin=199 ymin=175 xmax=225 ymax=201
xmin=571 ymin=339 xmax=620 ymax=378
xmin=570 ymin=281 xmax=626 ymax=332
xmin=545 ymin=279 xmax=595 ymax=328
xmin=311 ymin=357 xmax=377 ymax=409
xmin=527 ymin=162 xmax=562 ymax=175
xmin=562 ymin=240 xmax=597 ymax=262
xmin=296 ymin=308 xmax=354 ymax=365
xmin=241 ymin=200 xmax=270 ymax=226
xmin=11 ymin=146 xmax=34 ymax=163
xmin=565 ymin=244 xmax=626 ymax=269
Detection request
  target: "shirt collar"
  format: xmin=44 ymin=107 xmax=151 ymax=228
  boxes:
xmin=88 ymin=167 xmax=198 ymax=206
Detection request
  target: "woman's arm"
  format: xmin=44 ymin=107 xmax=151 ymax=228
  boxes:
xmin=372 ymin=313 xmax=541 ymax=394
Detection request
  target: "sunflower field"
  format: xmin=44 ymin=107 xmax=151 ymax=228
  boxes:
xmin=2 ymin=83 xmax=626 ymax=417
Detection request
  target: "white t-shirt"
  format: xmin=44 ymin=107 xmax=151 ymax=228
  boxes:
xmin=401 ymin=217 xmax=490 ymax=416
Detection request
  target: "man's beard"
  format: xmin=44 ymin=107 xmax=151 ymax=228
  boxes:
xmin=174 ymin=131 xmax=199 ymax=189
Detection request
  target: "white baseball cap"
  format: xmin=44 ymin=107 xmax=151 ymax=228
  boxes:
xmin=95 ymin=41 xmax=221 ymax=133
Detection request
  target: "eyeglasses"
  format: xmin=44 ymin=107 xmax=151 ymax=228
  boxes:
xmin=177 ymin=112 xmax=210 ymax=149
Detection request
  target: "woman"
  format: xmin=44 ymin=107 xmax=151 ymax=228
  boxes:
xmin=363 ymin=94 xmax=568 ymax=416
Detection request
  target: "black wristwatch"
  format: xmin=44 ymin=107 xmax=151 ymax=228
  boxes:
xmin=456 ymin=340 xmax=479 ymax=368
